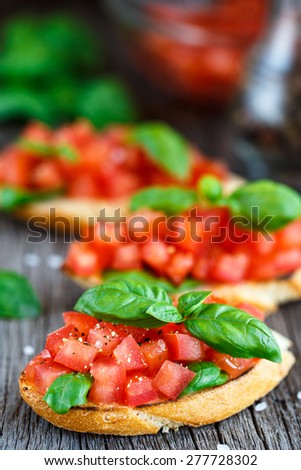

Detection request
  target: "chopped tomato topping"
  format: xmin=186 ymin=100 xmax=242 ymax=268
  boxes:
xmin=163 ymin=333 xmax=205 ymax=362
xmin=63 ymin=311 xmax=98 ymax=336
xmin=140 ymin=339 xmax=169 ymax=375
xmin=89 ymin=357 xmax=126 ymax=405
xmin=113 ymin=335 xmax=147 ymax=371
xmin=125 ymin=375 xmax=161 ymax=406
xmin=152 ymin=360 xmax=196 ymax=399
xmin=54 ymin=340 xmax=97 ymax=373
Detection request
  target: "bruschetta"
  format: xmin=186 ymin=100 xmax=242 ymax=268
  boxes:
xmin=0 ymin=120 xmax=236 ymax=228
xmin=20 ymin=280 xmax=295 ymax=435
xmin=63 ymin=178 xmax=301 ymax=314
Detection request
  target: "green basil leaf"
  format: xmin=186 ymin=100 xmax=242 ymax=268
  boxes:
xmin=74 ymin=279 xmax=180 ymax=328
xmin=76 ymin=78 xmax=137 ymax=128
xmin=180 ymin=362 xmax=228 ymax=397
xmin=198 ymin=175 xmax=223 ymax=203
xmin=102 ymin=269 xmax=176 ymax=293
xmin=185 ymin=303 xmax=282 ymax=363
xmin=227 ymin=180 xmax=301 ymax=231
xmin=43 ymin=373 xmax=93 ymax=414
xmin=0 ymin=186 xmax=62 ymax=211
xmin=146 ymin=302 xmax=183 ymax=323
xmin=130 ymin=186 xmax=198 ymax=215
xmin=131 ymin=123 xmax=190 ymax=181
xmin=0 ymin=271 xmax=41 ymax=319
xmin=18 ymin=138 xmax=79 ymax=163
xmin=178 ymin=291 xmax=212 ymax=317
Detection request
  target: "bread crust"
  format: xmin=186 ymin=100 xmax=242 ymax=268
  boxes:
xmin=19 ymin=349 xmax=295 ymax=436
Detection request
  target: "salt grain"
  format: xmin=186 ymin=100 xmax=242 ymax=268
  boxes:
xmin=23 ymin=345 xmax=35 ymax=356
xmin=297 ymin=391 xmax=301 ymax=400
xmin=46 ymin=254 xmax=63 ymax=270
xmin=23 ymin=253 xmax=40 ymax=268
xmin=217 ymin=444 xmax=230 ymax=451
xmin=254 ymin=402 xmax=268 ymax=412
xmin=162 ymin=426 xmax=170 ymax=434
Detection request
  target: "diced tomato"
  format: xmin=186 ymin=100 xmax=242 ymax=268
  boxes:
xmin=140 ymin=339 xmax=169 ymax=375
xmin=152 ymin=360 xmax=196 ymax=399
xmin=22 ymin=121 xmax=52 ymax=142
xmin=158 ymin=322 xmax=190 ymax=335
xmin=33 ymin=360 xmax=72 ymax=395
xmin=236 ymin=303 xmax=265 ymax=321
xmin=4 ymin=150 xmax=34 ymax=187
xmin=163 ymin=333 xmax=205 ymax=362
xmin=65 ymin=242 xmax=101 ymax=277
xmin=141 ymin=241 xmax=171 ymax=274
xmin=63 ymin=311 xmax=98 ymax=336
xmin=191 ymin=255 xmax=210 ymax=281
xmin=206 ymin=348 xmax=258 ymax=379
xmin=273 ymin=248 xmax=301 ymax=275
xmin=102 ymin=170 xmax=141 ymax=198
xmin=24 ymin=349 xmax=52 ymax=383
xmin=87 ymin=322 xmax=128 ymax=355
xmin=126 ymin=375 xmax=161 ymax=406
xmin=45 ymin=325 xmax=82 ymax=357
xmin=89 ymin=357 xmax=126 ymax=404
xmin=31 ymin=161 xmax=64 ymax=190
xmin=67 ymin=172 xmax=101 ymax=198
xmin=113 ymin=335 xmax=147 ymax=371
xmin=165 ymin=251 xmax=194 ymax=285
xmin=208 ymin=252 xmax=250 ymax=283
xmin=277 ymin=220 xmax=301 ymax=248
xmin=111 ymin=244 xmax=142 ymax=271
xmin=54 ymin=340 xmax=97 ymax=373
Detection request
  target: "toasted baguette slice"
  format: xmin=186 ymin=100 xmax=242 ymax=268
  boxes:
xmin=63 ymin=266 xmax=301 ymax=315
xmin=19 ymin=336 xmax=294 ymax=436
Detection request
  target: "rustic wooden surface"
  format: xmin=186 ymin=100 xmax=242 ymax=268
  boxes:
xmin=1 ymin=0 xmax=301 ymax=452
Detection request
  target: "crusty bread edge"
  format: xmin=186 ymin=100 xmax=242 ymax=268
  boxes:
xmin=19 ymin=346 xmax=295 ymax=436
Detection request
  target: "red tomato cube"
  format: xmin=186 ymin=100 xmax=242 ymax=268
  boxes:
xmin=206 ymin=348 xmax=258 ymax=380
xmin=236 ymin=303 xmax=264 ymax=321
xmin=140 ymin=339 xmax=169 ymax=375
xmin=165 ymin=251 xmax=194 ymax=285
xmin=24 ymin=350 xmax=52 ymax=383
xmin=111 ymin=244 xmax=142 ymax=271
xmin=54 ymin=340 xmax=97 ymax=373
xmin=163 ymin=333 xmax=205 ymax=362
xmin=113 ymin=335 xmax=147 ymax=371
xmin=209 ymin=252 xmax=249 ymax=283
xmin=45 ymin=325 xmax=82 ymax=356
xmin=152 ymin=360 xmax=196 ymax=399
xmin=89 ymin=357 xmax=126 ymax=405
xmin=33 ymin=360 xmax=72 ymax=395
xmin=87 ymin=322 xmax=128 ymax=355
xmin=141 ymin=241 xmax=170 ymax=274
xmin=126 ymin=375 xmax=161 ymax=407
xmin=65 ymin=242 xmax=101 ymax=277
xmin=63 ymin=311 xmax=98 ymax=336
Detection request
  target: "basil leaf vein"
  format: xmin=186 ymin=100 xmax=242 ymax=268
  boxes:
xmin=43 ymin=373 xmax=93 ymax=414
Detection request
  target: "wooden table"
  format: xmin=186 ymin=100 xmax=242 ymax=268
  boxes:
xmin=1 ymin=0 xmax=301 ymax=452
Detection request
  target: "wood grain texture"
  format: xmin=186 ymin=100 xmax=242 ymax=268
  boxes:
xmin=1 ymin=217 xmax=301 ymax=450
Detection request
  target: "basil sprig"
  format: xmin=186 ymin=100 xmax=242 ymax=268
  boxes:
xmin=18 ymin=138 xmax=79 ymax=163
xmin=180 ymin=362 xmax=228 ymax=397
xmin=0 ymin=186 xmax=62 ymax=211
xmin=74 ymin=279 xmax=182 ymax=328
xmin=43 ymin=373 xmax=93 ymax=414
xmin=130 ymin=122 xmax=190 ymax=181
xmin=130 ymin=186 xmax=198 ymax=215
xmin=0 ymin=271 xmax=41 ymax=319
xmin=75 ymin=280 xmax=282 ymax=363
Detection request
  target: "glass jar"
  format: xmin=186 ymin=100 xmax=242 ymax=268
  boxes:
xmin=105 ymin=0 xmax=270 ymax=107
xmin=233 ymin=0 xmax=301 ymax=188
